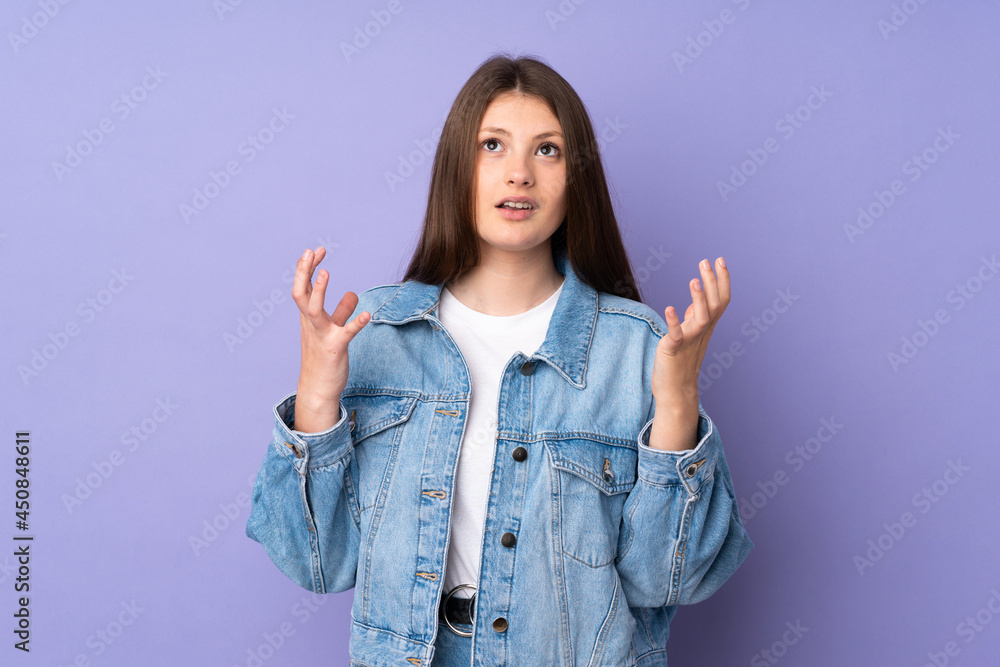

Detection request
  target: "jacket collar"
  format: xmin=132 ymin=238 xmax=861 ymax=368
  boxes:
xmin=369 ymin=249 xmax=596 ymax=389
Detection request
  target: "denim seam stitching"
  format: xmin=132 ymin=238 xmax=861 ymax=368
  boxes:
xmin=297 ymin=473 xmax=324 ymax=594
xmin=359 ymin=414 xmax=406 ymax=622
xmin=588 ymin=572 xmax=621 ymax=667
xmin=598 ymin=306 xmax=667 ymax=338
xmin=667 ymin=493 xmax=698 ymax=606
xmin=525 ymin=431 xmax=636 ymax=447
xmin=548 ymin=444 xmax=575 ymax=665
xmin=343 ymin=458 xmax=362 ymax=532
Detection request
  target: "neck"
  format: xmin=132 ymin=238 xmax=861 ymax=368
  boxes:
xmin=444 ymin=243 xmax=565 ymax=316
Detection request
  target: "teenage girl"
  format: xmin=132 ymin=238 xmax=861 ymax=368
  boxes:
xmin=248 ymin=53 xmax=752 ymax=666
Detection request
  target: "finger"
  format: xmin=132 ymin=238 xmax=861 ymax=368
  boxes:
xmin=312 ymin=246 xmax=327 ymax=260
xmin=330 ymin=290 xmax=360 ymax=328
xmin=306 ymin=267 xmax=332 ymax=321
xmin=715 ymin=257 xmax=731 ymax=309
xmin=689 ymin=275 xmax=709 ymax=329
xmin=292 ymin=248 xmax=315 ymax=308
xmin=308 ymin=246 xmax=327 ymax=282
xmin=293 ymin=247 xmax=328 ymax=312
xmin=664 ymin=306 xmax=683 ymax=340
xmin=699 ymin=258 xmax=722 ymax=316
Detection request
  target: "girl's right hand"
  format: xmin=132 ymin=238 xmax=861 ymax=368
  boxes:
xmin=291 ymin=246 xmax=370 ymax=432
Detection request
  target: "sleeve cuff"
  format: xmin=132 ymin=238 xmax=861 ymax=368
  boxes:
xmin=636 ymin=409 xmax=720 ymax=495
xmin=272 ymin=391 xmax=354 ymax=470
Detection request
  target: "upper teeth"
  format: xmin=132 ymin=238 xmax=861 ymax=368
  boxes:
xmin=501 ymin=201 xmax=532 ymax=209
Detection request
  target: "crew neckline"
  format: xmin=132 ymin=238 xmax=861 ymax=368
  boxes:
xmin=442 ymin=278 xmax=564 ymax=321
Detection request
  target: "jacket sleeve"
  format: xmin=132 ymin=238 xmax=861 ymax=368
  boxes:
xmin=245 ymin=391 xmax=362 ymax=594
xmin=614 ymin=396 xmax=754 ymax=608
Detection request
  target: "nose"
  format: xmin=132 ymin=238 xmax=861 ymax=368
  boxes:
xmin=505 ymin=149 xmax=534 ymax=187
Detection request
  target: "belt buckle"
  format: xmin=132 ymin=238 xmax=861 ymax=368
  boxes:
xmin=442 ymin=583 xmax=476 ymax=637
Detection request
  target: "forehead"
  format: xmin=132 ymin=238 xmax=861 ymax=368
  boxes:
xmin=478 ymin=93 xmax=561 ymax=132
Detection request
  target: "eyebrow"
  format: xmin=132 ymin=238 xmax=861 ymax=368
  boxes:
xmin=478 ymin=127 xmax=563 ymax=141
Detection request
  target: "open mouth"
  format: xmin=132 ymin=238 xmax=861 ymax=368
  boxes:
xmin=496 ymin=202 xmax=535 ymax=210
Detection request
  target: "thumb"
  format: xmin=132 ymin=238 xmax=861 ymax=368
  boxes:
xmin=660 ymin=306 xmax=683 ymax=355
xmin=342 ymin=310 xmax=370 ymax=341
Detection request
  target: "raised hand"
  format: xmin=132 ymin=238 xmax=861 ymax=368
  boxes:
xmin=290 ymin=246 xmax=370 ymax=433
xmin=648 ymin=257 xmax=731 ymax=450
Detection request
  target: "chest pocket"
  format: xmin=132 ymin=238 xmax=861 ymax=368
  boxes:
xmin=546 ymin=437 xmax=638 ymax=568
xmin=341 ymin=393 xmax=418 ymax=515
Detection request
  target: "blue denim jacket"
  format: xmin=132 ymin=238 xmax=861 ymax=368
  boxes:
xmin=246 ymin=249 xmax=754 ymax=666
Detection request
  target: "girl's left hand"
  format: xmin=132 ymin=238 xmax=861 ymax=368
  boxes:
xmin=651 ymin=257 xmax=731 ymax=412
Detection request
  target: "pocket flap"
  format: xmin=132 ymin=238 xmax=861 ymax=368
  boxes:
xmin=547 ymin=438 xmax=638 ymax=495
xmin=341 ymin=393 xmax=418 ymax=443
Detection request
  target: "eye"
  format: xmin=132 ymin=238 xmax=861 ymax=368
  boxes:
xmin=479 ymin=137 xmax=562 ymax=157
xmin=538 ymin=142 xmax=560 ymax=157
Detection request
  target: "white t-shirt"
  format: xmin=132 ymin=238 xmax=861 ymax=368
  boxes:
xmin=436 ymin=277 xmax=565 ymax=598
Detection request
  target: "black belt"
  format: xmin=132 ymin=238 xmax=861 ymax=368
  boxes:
xmin=439 ymin=584 xmax=476 ymax=636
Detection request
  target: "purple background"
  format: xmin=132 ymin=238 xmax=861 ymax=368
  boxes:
xmin=3 ymin=1 xmax=998 ymax=665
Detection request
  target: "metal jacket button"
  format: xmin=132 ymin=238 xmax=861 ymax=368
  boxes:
xmin=501 ymin=532 xmax=516 ymax=548
xmin=685 ymin=463 xmax=699 ymax=477
xmin=520 ymin=361 xmax=535 ymax=375
xmin=492 ymin=617 xmax=508 ymax=632
xmin=512 ymin=446 xmax=527 ymax=461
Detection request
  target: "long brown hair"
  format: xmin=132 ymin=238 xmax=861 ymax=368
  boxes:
xmin=401 ymin=50 xmax=644 ymax=304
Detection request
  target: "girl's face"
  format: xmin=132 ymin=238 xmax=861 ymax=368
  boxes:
xmin=473 ymin=92 xmax=567 ymax=257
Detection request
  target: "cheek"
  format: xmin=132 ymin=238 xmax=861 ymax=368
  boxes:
xmin=550 ymin=166 xmax=567 ymax=196
xmin=549 ymin=181 xmax=567 ymax=210
xmin=476 ymin=164 xmax=497 ymax=204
